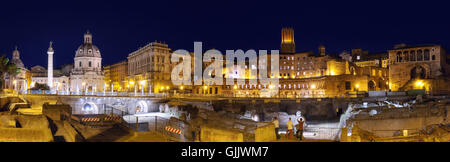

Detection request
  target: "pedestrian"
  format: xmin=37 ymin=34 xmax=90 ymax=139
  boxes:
xmin=286 ymin=117 xmax=294 ymax=139
xmin=273 ymin=117 xmax=280 ymax=139
xmin=297 ymin=118 xmax=305 ymax=140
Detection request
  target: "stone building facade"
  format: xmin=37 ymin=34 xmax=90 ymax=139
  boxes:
xmin=104 ymin=60 xmax=128 ymax=91
xmin=184 ymin=28 xmax=389 ymax=98
xmin=70 ymin=32 xmax=104 ymax=93
xmin=127 ymin=42 xmax=174 ymax=93
xmin=388 ymin=44 xmax=449 ymax=92
xmin=5 ymin=47 xmax=31 ymax=92
xmin=30 ymin=65 xmax=70 ymax=91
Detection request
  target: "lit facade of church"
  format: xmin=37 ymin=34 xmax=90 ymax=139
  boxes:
xmin=70 ymin=31 xmax=104 ymax=93
xmin=28 ymin=32 xmax=104 ymax=94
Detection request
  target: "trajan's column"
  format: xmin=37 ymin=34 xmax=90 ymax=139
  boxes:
xmin=47 ymin=41 xmax=54 ymax=89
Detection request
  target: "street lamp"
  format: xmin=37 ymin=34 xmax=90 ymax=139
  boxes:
xmin=355 ymin=84 xmax=360 ymax=97
xmin=415 ymin=80 xmax=424 ymax=89
xmin=82 ymin=82 xmax=86 ymax=95
xmin=203 ymin=86 xmax=208 ymax=95
xmin=140 ymin=80 xmax=146 ymax=95
xmin=13 ymin=80 xmax=17 ymax=91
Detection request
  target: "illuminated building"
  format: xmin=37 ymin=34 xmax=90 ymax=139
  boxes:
xmin=388 ymin=44 xmax=450 ymax=93
xmin=127 ymin=41 xmax=173 ymax=93
xmin=104 ymin=60 xmax=128 ymax=91
xmin=185 ymin=28 xmax=389 ymax=98
xmin=4 ymin=47 xmax=30 ymax=91
xmin=281 ymin=27 xmax=295 ymax=54
xmin=70 ymin=31 xmax=105 ymax=93
xmin=30 ymin=65 xmax=71 ymax=92
xmin=352 ymin=49 xmax=389 ymax=68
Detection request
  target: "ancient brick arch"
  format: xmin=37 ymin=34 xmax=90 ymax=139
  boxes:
xmin=82 ymin=102 xmax=99 ymax=114
xmin=134 ymin=100 xmax=149 ymax=114
xmin=410 ymin=65 xmax=430 ymax=79
xmin=368 ymin=80 xmax=377 ymax=91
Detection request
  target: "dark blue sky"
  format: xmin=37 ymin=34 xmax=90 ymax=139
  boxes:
xmin=1 ymin=0 xmax=449 ymax=68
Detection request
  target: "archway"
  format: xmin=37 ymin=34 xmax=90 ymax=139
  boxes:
xmin=135 ymin=100 xmax=149 ymax=114
xmin=411 ymin=66 xmax=426 ymax=79
xmin=349 ymin=66 xmax=356 ymax=75
xmin=82 ymin=102 xmax=99 ymax=114
xmin=368 ymin=80 xmax=376 ymax=91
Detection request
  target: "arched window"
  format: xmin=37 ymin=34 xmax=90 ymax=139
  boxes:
xmin=89 ymin=61 xmax=92 ymax=67
xmin=403 ymin=51 xmax=409 ymax=62
xmin=410 ymin=51 xmax=416 ymax=61
xmin=424 ymin=49 xmax=430 ymax=61
xmin=396 ymin=52 xmax=401 ymax=62
xmin=417 ymin=50 xmax=423 ymax=61
xmin=79 ymin=61 xmax=82 ymax=67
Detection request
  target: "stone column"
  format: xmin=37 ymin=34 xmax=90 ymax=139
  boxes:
xmin=47 ymin=42 xmax=54 ymax=90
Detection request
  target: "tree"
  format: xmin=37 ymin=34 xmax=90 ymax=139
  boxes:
xmin=0 ymin=54 xmax=21 ymax=89
xmin=30 ymin=83 xmax=50 ymax=90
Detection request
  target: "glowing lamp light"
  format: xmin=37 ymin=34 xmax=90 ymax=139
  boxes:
xmin=203 ymin=86 xmax=208 ymax=90
xmin=140 ymin=80 xmax=146 ymax=85
xmin=233 ymin=85 xmax=238 ymax=90
xmin=180 ymin=86 xmax=184 ymax=90
xmin=311 ymin=84 xmax=317 ymax=89
xmin=166 ymin=86 xmax=170 ymax=90
xmin=415 ymin=80 xmax=424 ymax=88
xmin=330 ymin=70 xmax=335 ymax=76
xmin=129 ymin=81 xmax=135 ymax=85
xmin=355 ymin=84 xmax=360 ymax=89
xmin=161 ymin=86 xmax=165 ymax=90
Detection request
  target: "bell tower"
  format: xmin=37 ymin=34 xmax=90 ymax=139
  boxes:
xmin=281 ymin=27 xmax=295 ymax=54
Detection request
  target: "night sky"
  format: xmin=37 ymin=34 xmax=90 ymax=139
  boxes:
xmin=1 ymin=0 xmax=449 ymax=68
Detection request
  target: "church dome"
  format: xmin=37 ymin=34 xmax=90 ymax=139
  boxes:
xmin=11 ymin=47 xmax=25 ymax=69
xmin=75 ymin=31 xmax=102 ymax=58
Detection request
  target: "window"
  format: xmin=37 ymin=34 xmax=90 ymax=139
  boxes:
xmin=410 ymin=51 xmax=416 ymax=61
xmin=345 ymin=82 xmax=351 ymax=90
xmin=424 ymin=49 xmax=430 ymax=61
xmin=432 ymin=55 xmax=436 ymax=60
xmin=79 ymin=62 xmax=82 ymax=67
xmin=398 ymin=52 xmax=403 ymax=62
xmin=89 ymin=61 xmax=92 ymax=67
xmin=417 ymin=50 xmax=423 ymax=61
xmin=403 ymin=51 xmax=409 ymax=62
